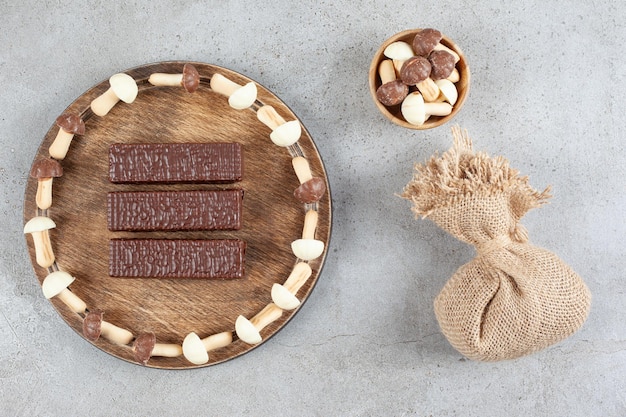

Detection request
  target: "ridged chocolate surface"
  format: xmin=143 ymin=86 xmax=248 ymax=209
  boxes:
xmin=109 ymin=239 xmax=246 ymax=279
xmin=107 ymin=189 xmax=243 ymax=231
xmin=109 ymin=142 xmax=243 ymax=183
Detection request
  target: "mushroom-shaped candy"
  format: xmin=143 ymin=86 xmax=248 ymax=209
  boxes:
xmin=182 ymin=331 xmax=232 ymax=365
xmin=148 ymin=63 xmax=200 ymax=93
xmin=291 ymin=209 xmax=325 ymax=261
xmin=271 ymin=262 xmax=313 ymax=310
xmin=400 ymin=56 xmax=439 ymax=101
xmin=30 ymin=158 xmax=63 ymax=210
xmin=401 ymin=92 xmax=452 ymax=126
xmin=81 ymin=309 xmax=133 ymax=345
xmin=90 ymin=73 xmax=139 ymax=117
xmin=400 ymin=56 xmax=431 ymax=85
xmin=82 ymin=309 xmax=134 ymax=345
xmin=133 ymin=332 xmax=183 ymax=365
xmin=235 ymin=303 xmax=283 ymax=345
xmin=23 ymin=216 xmax=56 ymax=268
xmin=42 ymin=271 xmax=87 ymax=313
xmin=412 ymin=28 xmax=442 ymax=57
xmin=291 ymin=156 xmax=326 ymax=204
xmin=83 ymin=309 xmax=104 ymax=341
xmin=433 ymin=43 xmax=461 ymax=63
xmin=428 ymin=50 xmax=456 ymax=80
xmin=376 ymin=59 xmax=408 ymax=107
xmin=435 ymin=79 xmax=458 ymax=105
xmin=257 ymin=105 xmax=302 ymax=147
xmin=48 ymin=114 xmax=85 ymax=160
xmin=210 ymin=73 xmax=257 ymax=110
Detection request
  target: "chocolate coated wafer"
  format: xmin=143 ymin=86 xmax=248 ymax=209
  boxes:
xmin=109 ymin=143 xmax=243 ymax=183
xmin=109 ymin=239 xmax=246 ymax=279
xmin=107 ymin=189 xmax=243 ymax=231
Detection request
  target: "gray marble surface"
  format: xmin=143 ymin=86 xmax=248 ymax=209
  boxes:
xmin=1 ymin=1 xmax=624 ymax=416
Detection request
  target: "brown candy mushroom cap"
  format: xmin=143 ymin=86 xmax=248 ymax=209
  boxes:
xmin=400 ymin=56 xmax=432 ymax=85
xmin=30 ymin=158 xmax=63 ymax=179
xmin=428 ymin=50 xmax=456 ymax=80
xmin=182 ymin=63 xmax=200 ymax=93
xmin=294 ymin=177 xmax=326 ymax=203
xmin=83 ymin=309 xmax=104 ymax=341
xmin=376 ymin=80 xmax=409 ymax=107
xmin=55 ymin=113 xmax=85 ymax=135
xmin=133 ymin=332 xmax=156 ymax=365
xmin=412 ymin=28 xmax=443 ymax=57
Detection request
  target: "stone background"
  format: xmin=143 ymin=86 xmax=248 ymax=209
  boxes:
xmin=1 ymin=1 xmax=624 ymax=415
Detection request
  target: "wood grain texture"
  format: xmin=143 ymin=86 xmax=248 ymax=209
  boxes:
xmin=22 ymin=62 xmax=332 ymax=369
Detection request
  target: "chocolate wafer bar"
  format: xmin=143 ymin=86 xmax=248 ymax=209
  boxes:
xmin=109 ymin=142 xmax=243 ymax=183
xmin=107 ymin=189 xmax=243 ymax=231
xmin=109 ymin=239 xmax=246 ymax=279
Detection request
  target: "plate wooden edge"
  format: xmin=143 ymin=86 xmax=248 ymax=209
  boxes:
xmin=22 ymin=61 xmax=333 ymax=369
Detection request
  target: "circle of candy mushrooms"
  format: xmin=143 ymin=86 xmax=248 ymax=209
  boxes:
xmin=24 ymin=63 xmax=327 ymax=367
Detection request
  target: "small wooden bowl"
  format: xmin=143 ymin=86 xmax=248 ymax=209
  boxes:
xmin=368 ymin=29 xmax=470 ymax=130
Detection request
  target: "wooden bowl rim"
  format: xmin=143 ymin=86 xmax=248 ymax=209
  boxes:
xmin=368 ymin=29 xmax=471 ymax=130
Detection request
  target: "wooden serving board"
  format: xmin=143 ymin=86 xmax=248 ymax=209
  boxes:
xmin=22 ymin=62 xmax=332 ymax=369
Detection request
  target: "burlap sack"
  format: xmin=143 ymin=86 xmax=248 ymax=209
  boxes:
xmin=402 ymin=127 xmax=591 ymax=361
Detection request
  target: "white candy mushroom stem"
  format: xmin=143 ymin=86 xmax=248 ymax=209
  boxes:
xmin=257 ymin=105 xmax=302 ymax=147
xmin=99 ymin=321 xmax=134 ymax=345
xmin=23 ymin=216 xmax=56 ymax=268
xmin=256 ymin=105 xmax=285 ymax=129
xmin=447 ymin=68 xmax=460 ymax=83
xmin=416 ymin=78 xmax=440 ymax=102
xmin=49 ymin=130 xmax=75 ymax=160
xmin=90 ymin=73 xmax=139 ymax=117
xmin=209 ymin=73 xmax=257 ymax=109
xmin=302 ymin=209 xmax=318 ymax=240
xmin=148 ymin=73 xmax=184 ymax=86
xmin=36 ymin=178 xmax=54 ymax=210
xmin=209 ymin=73 xmax=239 ymax=96
xmin=235 ymin=303 xmax=283 ymax=345
xmin=202 ymin=331 xmax=233 ymax=352
xmin=378 ymin=59 xmax=396 ymax=85
xmin=292 ymin=156 xmax=313 ymax=184
xmin=392 ymin=59 xmax=406 ymax=75
xmin=271 ymin=262 xmax=313 ymax=310
xmin=41 ymin=271 xmax=87 ymax=314
xmin=401 ymin=92 xmax=452 ymax=126
xmin=291 ymin=210 xmax=324 ymax=261
xmin=151 ymin=343 xmax=183 ymax=357
xmin=435 ymin=79 xmax=458 ymax=105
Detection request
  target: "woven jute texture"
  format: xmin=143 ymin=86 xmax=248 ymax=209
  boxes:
xmin=402 ymin=127 xmax=591 ymax=361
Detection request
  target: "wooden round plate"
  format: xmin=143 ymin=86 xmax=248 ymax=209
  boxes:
xmin=22 ymin=61 xmax=332 ymax=369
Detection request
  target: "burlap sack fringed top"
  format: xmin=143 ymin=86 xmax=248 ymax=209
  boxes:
xmin=402 ymin=126 xmax=591 ymax=361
